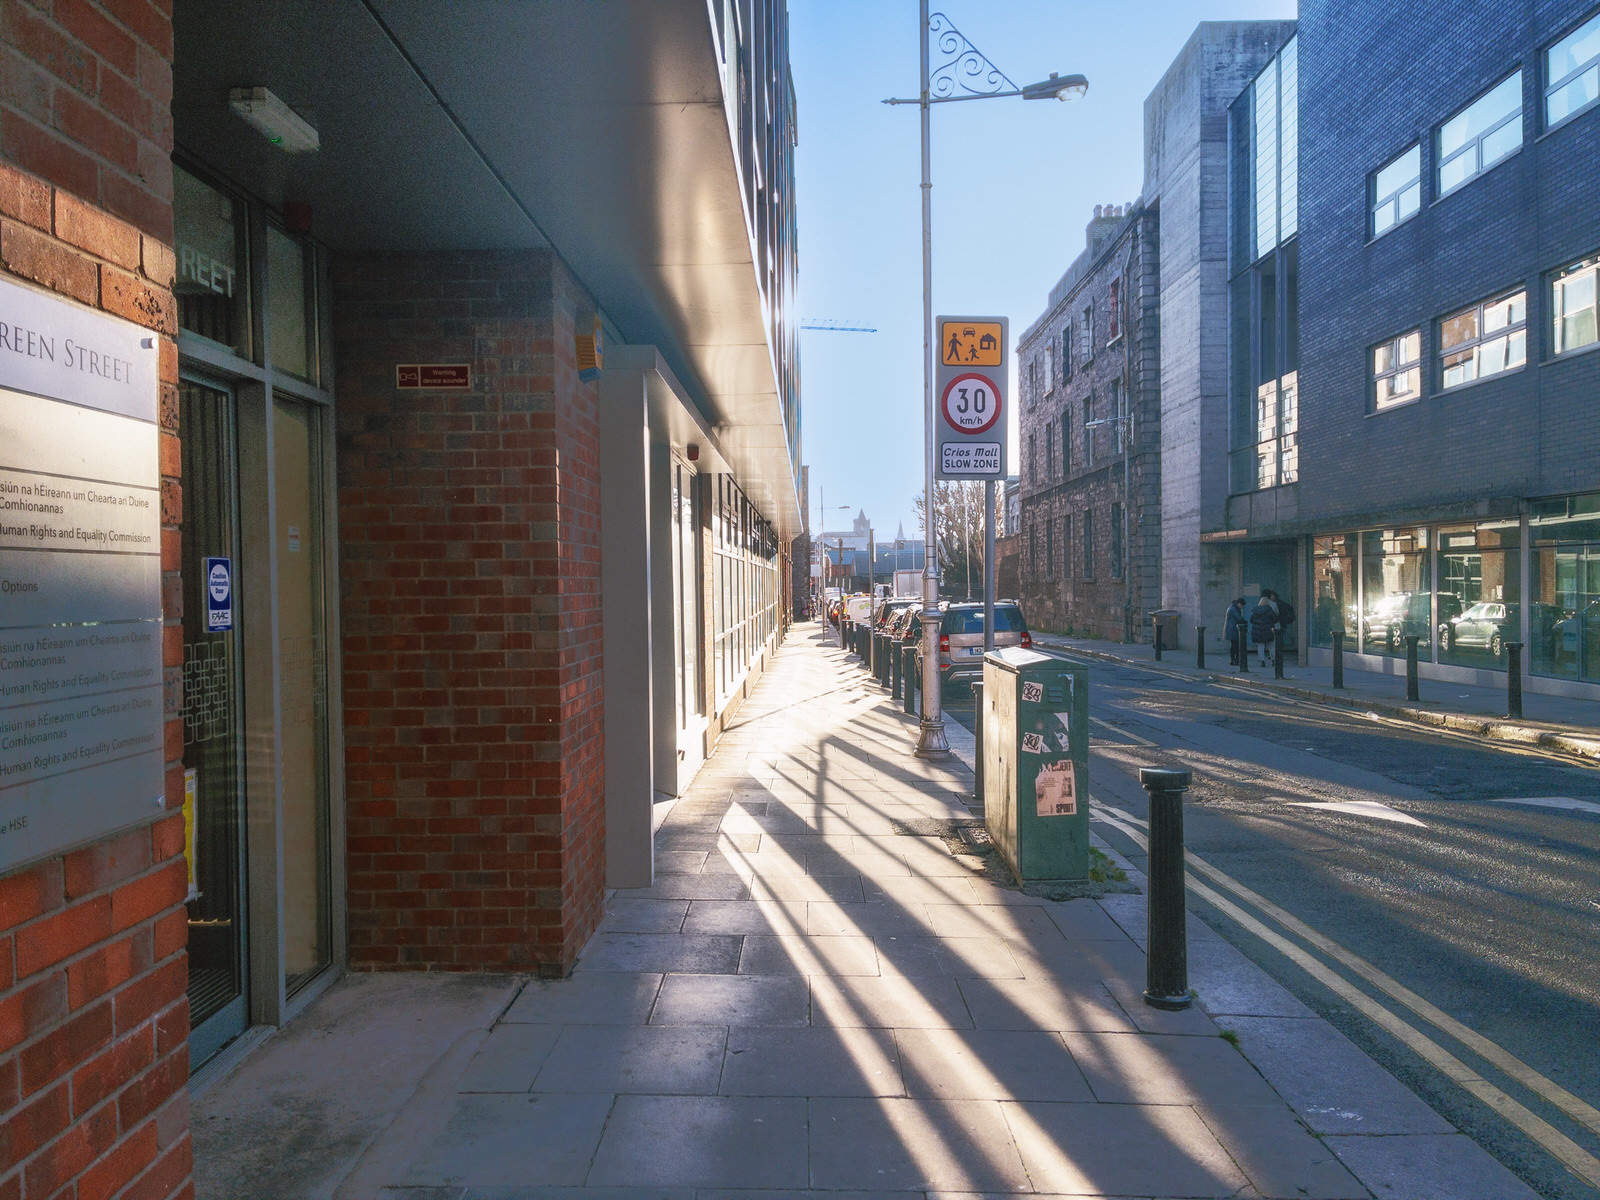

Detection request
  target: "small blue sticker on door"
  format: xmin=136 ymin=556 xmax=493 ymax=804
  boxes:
xmin=206 ymin=557 xmax=232 ymax=632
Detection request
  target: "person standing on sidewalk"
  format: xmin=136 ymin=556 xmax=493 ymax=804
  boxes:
xmin=1250 ymin=592 xmax=1280 ymax=667
xmin=1225 ymin=597 xmax=1249 ymax=665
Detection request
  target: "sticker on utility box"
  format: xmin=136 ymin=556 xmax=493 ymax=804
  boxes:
xmin=1022 ymin=681 xmax=1044 ymax=703
xmin=1035 ymin=760 xmax=1077 ymax=816
xmin=1021 ymin=732 xmax=1048 ymax=754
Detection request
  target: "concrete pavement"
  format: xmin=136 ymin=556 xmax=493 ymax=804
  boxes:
xmin=194 ymin=623 xmax=1539 ymax=1199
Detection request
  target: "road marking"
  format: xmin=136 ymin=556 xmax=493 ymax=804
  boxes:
xmin=1484 ymin=796 xmax=1600 ymax=817
xmin=1091 ymin=804 xmax=1600 ymax=1187
xmin=1088 ymin=715 xmax=1157 ymax=747
xmin=1284 ymin=799 xmax=1429 ymax=827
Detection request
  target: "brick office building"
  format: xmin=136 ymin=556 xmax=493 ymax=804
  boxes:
xmin=0 ymin=2 xmax=802 ymax=1196
xmin=1018 ymin=203 xmax=1160 ymax=641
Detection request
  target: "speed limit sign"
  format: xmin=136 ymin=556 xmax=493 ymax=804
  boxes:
xmin=940 ymin=372 xmax=1002 ymax=435
xmin=935 ymin=314 xmax=1008 ymax=479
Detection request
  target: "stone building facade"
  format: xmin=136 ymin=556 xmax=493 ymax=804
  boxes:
xmin=1017 ymin=204 xmax=1161 ymax=642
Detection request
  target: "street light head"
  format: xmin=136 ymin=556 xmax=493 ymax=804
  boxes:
xmin=1023 ymin=71 xmax=1088 ymax=102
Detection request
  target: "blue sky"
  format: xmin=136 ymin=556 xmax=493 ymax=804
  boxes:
xmin=792 ymin=0 xmax=1297 ymax=540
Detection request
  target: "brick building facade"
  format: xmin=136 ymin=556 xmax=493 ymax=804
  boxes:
xmin=1017 ymin=204 xmax=1161 ymax=642
xmin=1 ymin=3 xmax=803 ymax=1197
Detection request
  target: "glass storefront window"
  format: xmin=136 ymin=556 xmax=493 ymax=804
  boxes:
xmin=1311 ymin=534 xmax=1357 ymax=647
xmin=1360 ymin=527 xmax=1431 ymax=657
xmin=268 ymin=225 xmax=313 ymax=382
xmin=1530 ymin=494 xmax=1600 ymax=681
xmin=1437 ymin=521 xmax=1521 ymax=667
xmin=174 ymin=166 xmax=250 ymax=357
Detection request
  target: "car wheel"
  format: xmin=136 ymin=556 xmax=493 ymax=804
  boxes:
xmin=1438 ymin=626 xmax=1451 ymax=653
xmin=1490 ymin=632 xmax=1502 ymax=658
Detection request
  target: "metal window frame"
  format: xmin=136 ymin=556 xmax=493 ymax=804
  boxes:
xmin=1436 ymin=71 xmax=1524 ymax=197
xmin=1544 ymin=9 xmax=1600 ymax=130
xmin=1550 ymin=254 xmax=1600 ymax=356
xmin=1438 ymin=286 xmax=1528 ymax=390
xmin=1371 ymin=329 xmax=1423 ymax=411
xmin=1369 ymin=143 xmax=1422 ymax=238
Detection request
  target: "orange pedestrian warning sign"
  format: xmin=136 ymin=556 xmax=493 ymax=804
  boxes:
xmin=942 ymin=320 xmax=1003 ymax=367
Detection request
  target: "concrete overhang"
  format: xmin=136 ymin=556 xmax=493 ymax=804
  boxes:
xmin=172 ymin=0 xmax=800 ymax=536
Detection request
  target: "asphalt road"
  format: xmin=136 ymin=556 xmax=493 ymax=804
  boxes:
xmin=942 ymin=656 xmax=1600 ymax=1200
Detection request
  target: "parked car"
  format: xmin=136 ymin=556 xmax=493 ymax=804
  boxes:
xmin=874 ymin=597 xmax=919 ymax=630
xmin=1438 ymin=601 xmax=1516 ymax=657
xmin=938 ymin=601 xmax=1031 ymax=685
xmin=1363 ymin=591 xmax=1462 ymax=650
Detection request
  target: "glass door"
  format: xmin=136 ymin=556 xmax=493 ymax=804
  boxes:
xmin=273 ymin=395 xmax=332 ymax=994
xmin=179 ymin=380 xmax=248 ymax=1063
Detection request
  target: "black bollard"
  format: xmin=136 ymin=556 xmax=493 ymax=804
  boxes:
xmin=880 ymin=635 xmax=892 ymax=687
xmin=1505 ymin=641 xmax=1524 ymax=719
xmin=1274 ymin=629 xmax=1285 ymax=679
xmin=1196 ymin=626 xmax=1206 ymax=670
xmin=1332 ymin=630 xmax=1345 ymax=688
xmin=1238 ymin=634 xmax=1249 ymax=674
xmin=1404 ymin=634 xmax=1419 ymax=702
xmin=972 ymin=680 xmax=985 ymax=807
xmin=903 ymin=645 xmax=918 ymax=715
xmin=1140 ymin=767 xmax=1193 ymax=1010
xmin=890 ymin=637 xmax=901 ymax=700
xmin=1153 ymin=621 xmax=1164 ymax=662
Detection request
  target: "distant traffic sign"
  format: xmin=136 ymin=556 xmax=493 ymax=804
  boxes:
xmin=936 ymin=314 xmax=1008 ymax=479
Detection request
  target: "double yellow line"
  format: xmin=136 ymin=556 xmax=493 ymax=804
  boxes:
xmin=1093 ymin=803 xmax=1600 ymax=1189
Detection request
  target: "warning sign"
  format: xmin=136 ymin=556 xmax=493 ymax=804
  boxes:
xmin=941 ymin=372 xmax=1002 ymax=434
xmin=1035 ymin=760 xmax=1077 ymax=817
xmin=942 ymin=321 xmax=1003 ymax=367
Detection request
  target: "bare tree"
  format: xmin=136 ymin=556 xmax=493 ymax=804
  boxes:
xmin=913 ymin=482 xmax=994 ymax=599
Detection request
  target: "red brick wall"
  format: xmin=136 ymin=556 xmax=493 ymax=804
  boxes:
xmin=335 ymin=248 xmax=607 ymax=975
xmin=0 ymin=161 xmax=190 ymax=1200
xmin=0 ymin=0 xmax=174 ymax=242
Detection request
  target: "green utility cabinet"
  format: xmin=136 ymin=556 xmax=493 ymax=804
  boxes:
xmin=982 ymin=648 xmax=1090 ymax=884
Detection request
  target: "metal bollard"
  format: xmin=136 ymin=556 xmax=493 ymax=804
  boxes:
xmin=1140 ymin=767 xmax=1193 ymax=1010
xmin=879 ymin=634 xmax=891 ymax=686
xmin=1153 ymin=621 xmax=1164 ymax=661
xmin=1274 ymin=629 xmax=1285 ymax=679
xmin=890 ymin=637 xmax=901 ymax=700
xmin=1332 ymin=630 xmax=1345 ymax=688
xmin=903 ymin=646 xmax=918 ymax=714
xmin=972 ymin=680 xmax=985 ymax=807
xmin=1404 ymin=634 xmax=1419 ymax=702
xmin=1196 ymin=626 xmax=1206 ymax=670
xmin=1238 ymin=633 xmax=1249 ymax=673
xmin=870 ymin=630 xmax=881 ymax=680
xmin=1505 ymin=641 xmax=1524 ymax=719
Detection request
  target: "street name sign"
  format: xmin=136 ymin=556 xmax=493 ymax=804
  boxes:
xmin=0 ymin=274 xmax=164 ymax=871
xmin=936 ymin=315 xmax=1008 ymax=479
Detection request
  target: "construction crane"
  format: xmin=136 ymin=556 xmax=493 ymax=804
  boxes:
xmin=799 ymin=318 xmax=877 ymax=332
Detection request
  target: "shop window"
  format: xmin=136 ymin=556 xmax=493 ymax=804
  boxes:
xmin=1438 ymin=71 xmax=1523 ymax=196
xmin=1372 ymin=330 xmax=1422 ymax=411
xmin=1530 ymin=493 xmax=1600 ymax=681
xmin=1370 ymin=144 xmax=1421 ymax=238
xmin=174 ymin=166 xmax=250 ymax=357
xmin=1440 ymin=288 xmax=1526 ymax=389
xmin=1551 ymin=252 xmax=1599 ymax=355
xmin=1360 ymin=527 xmax=1431 ymax=658
xmin=1546 ymin=10 xmax=1600 ymax=129
xmin=1311 ymin=534 xmax=1359 ymax=648
xmin=1437 ymin=521 xmax=1521 ymax=668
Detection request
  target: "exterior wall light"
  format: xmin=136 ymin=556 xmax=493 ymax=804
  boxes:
xmin=229 ymin=87 xmax=320 ymax=152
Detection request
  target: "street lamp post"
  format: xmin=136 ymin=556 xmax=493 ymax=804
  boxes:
xmin=887 ymin=8 xmax=1086 ymax=756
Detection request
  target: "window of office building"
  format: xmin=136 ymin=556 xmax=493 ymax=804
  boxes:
xmin=1046 ymin=519 xmax=1055 ymax=577
xmin=1028 ymin=358 xmax=1039 ymax=408
xmin=1082 ymin=397 xmax=1095 ymax=468
xmin=1061 ymin=323 xmax=1073 ymax=379
xmin=1046 ymin=421 xmax=1056 ymax=476
xmin=1529 ymin=493 xmax=1600 ymax=682
xmin=1028 ymin=431 xmax=1037 ymax=483
xmin=1360 ymin=527 xmax=1431 ymax=658
xmin=1028 ymin=522 xmax=1038 ymax=579
xmin=1110 ymin=502 xmax=1123 ymax=580
xmin=1370 ymin=144 xmax=1421 ymax=238
xmin=1062 ymin=513 xmax=1072 ymax=578
xmin=1438 ymin=71 xmax=1523 ymax=195
xmin=1440 ymin=288 xmax=1526 ymax=388
xmin=1060 ymin=415 xmax=1071 ymax=476
xmin=1229 ymin=38 xmax=1298 ymax=494
xmin=1043 ymin=344 xmax=1054 ymax=392
xmin=1373 ymin=330 xmax=1422 ymax=410
xmin=174 ymin=165 xmax=250 ymax=357
xmin=1437 ymin=521 xmax=1521 ymax=668
xmin=1546 ymin=10 xmax=1600 ymax=129
xmin=1551 ymin=252 xmax=1599 ymax=355
xmin=1082 ymin=508 xmax=1095 ymax=579
xmin=712 ymin=476 xmax=778 ymax=705
xmin=1082 ymin=305 xmax=1094 ymax=360
xmin=1109 ymin=277 xmax=1122 ymax=341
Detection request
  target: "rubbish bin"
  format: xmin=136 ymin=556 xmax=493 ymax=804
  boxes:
xmin=982 ymin=648 xmax=1090 ymax=885
xmin=1150 ymin=609 xmax=1181 ymax=650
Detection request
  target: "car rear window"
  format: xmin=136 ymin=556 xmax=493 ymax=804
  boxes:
xmin=941 ymin=606 xmax=1027 ymax=634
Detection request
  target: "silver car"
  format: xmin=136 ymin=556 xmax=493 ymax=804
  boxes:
xmin=938 ymin=602 xmax=1031 ymax=684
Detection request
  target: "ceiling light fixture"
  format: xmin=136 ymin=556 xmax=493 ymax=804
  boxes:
xmin=228 ymin=87 xmax=319 ymax=153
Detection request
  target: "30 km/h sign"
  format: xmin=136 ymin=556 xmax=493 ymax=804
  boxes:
xmin=935 ymin=314 xmax=1008 ymax=480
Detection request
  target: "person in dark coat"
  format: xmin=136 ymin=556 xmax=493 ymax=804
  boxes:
xmin=1224 ymin=598 xmax=1249 ymax=665
xmin=1249 ymin=593 xmax=1280 ymax=666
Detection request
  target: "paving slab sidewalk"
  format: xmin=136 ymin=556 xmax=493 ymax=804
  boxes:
xmin=1033 ymin=633 xmax=1600 ymax=759
xmin=194 ymin=624 xmax=1538 ymax=1199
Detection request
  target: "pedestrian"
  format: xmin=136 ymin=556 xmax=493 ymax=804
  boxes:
xmin=1225 ymin=597 xmax=1249 ymax=665
xmin=1249 ymin=592 xmax=1280 ymax=666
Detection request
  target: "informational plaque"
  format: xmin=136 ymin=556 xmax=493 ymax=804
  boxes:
xmin=0 ymin=274 xmax=163 ymax=870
